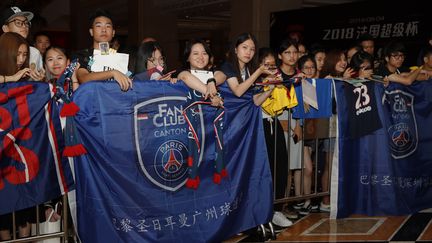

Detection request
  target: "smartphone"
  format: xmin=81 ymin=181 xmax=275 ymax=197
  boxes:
xmin=160 ymin=70 xmax=176 ymax=80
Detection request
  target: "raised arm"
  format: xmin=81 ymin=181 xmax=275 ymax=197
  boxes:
xmin=214 ymin=70 xmax=227 ymax=86
xmin=386 ymin=67 xmax=422 ymax=86
xmin=224 ymin=65 xmax=275 ymax=97
xmin=177 ymin=70 xmax=208 ymax=94
xmin=76 ymin=68 xmax=132 ymax=91
xmin=252 ymin=85 xmax=274 ymax=106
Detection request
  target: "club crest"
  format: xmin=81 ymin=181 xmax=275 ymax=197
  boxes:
xmin=134 ymin=96 xmax=205 ymax=191
xmin=383 ymin=90 xmax=418 ymax=159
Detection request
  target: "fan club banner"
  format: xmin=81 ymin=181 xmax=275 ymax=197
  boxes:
xmin=0 ymin=82 xmax=74 ymax=215
xmin=332 ymin=80 xmax=432 ymax=218
xmin=72 ymin=80 xmax=273 ymax=243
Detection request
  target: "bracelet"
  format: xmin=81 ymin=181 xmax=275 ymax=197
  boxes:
xmin=207 ymin=78 xmax=216 ymax=85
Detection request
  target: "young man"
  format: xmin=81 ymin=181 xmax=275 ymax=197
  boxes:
xmin=1 ymin=6 xmax=44 ymax=77
xmin=375 ymin=41 xmax=423 ymax=86
xmin=34 ymin=32 xmax=51 ymax=55
xmin=72 ymin=9 xmax=132 ymax=91
xmin=358 ymin=33 xmax=375 ymax=56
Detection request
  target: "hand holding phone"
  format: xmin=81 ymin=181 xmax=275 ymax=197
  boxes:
xmin=158 ymin=70 xmax=176 ymax=80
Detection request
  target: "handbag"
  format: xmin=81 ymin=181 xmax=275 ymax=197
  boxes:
xmin=31 ymin=203 xmax=61 ymax=243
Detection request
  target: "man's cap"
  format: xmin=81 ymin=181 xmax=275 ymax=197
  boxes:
xmin=1 ymin=6 xmax=34 ymax=25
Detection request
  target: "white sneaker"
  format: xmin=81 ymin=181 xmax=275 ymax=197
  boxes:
xmin=319 ymin=202 xmax=331 ymax=212
xmin=272 ymin=211 xmax=293 ymax=227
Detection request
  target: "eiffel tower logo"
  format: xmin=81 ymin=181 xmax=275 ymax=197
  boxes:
xmin=164 ymin=149 xmax=182 ymax=173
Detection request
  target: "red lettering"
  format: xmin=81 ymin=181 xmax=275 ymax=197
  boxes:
xmin=0 ymin=92 xmax=8 ymax=103
xmin=7 ymin=85 xmax=33 ymax=126
xmin=0 ymin=105 xmax=12 ymax=190
xmin=2 ymin=127 xmax=39 ymax=186
xmin=0 ymin=106 xmax=12 ymax=131
xmin=0 ymin=85 xmax=39 ymax=190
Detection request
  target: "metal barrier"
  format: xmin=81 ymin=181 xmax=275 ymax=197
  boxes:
xmin=0 ymin=195 xmax=71 ymax=243
xmin=270 ymin=113 xmax=334 ymax=206
xmin=1 ymin=113 xmax=332 ymax=243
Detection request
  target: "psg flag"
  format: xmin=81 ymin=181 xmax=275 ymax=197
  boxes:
xmin=0 ymin=82 xmax=74 ymax=215
xmin=72 ymin=80 xmax=273 ymax=242
xmin=332 ymin=80 xmax=432 ymax=218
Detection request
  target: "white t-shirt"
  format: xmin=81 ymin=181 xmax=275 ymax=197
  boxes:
xmin=29 ymin=46 xmax=43 ymax=71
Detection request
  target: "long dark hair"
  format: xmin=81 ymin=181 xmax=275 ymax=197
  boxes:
xmin=227 ymin=33 xmax=258 ymax=83
xmin=277 ymin=38 xmax=299 ymax=69
xmin=182 ymin=39 xmax=213 ymax=70
xmin=277 ymin=38 xmax=298 ymax=55
xmin=320 ymin=49 xmax=345 ymax=78
xmin=349 ymin=50 xmax=373 ymax=72
xmin=0 ymin=32 xmax=29 ymax=76
xmin=135 ymin=41 xmax=164 ymax=74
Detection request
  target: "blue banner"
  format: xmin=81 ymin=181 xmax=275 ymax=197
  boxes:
xmin=292 ymin=78 xmax=333 ymax=119
xmin=333 ymin=80 xmax=432 ymax=218
xmin=72 ymin=81 xmax=272 ymax=242
xmin=0 ymin=82 xmax=74 ymax=215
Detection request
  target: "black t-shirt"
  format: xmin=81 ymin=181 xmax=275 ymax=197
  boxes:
xmin=374 ymin=63 xmax=410 ymax=77
xmin=279 ymin=68 xmax=297 ymax=81
xmin=219 ymin=62 xmax=238 ymax=80
xmin=218 ymin=62 xmax=261 ymax=94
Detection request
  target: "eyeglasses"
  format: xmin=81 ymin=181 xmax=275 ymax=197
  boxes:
xmin=148 ymin=56 xmax=165 ymax=64
xmin=7 ymin=19 xmax=31 ymax=28
xmin=390 ymin=54 xmax=405 ymax=59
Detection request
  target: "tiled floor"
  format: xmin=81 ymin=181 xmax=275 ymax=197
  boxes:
xmin=225 ymin=211 xmax=432 ymax=242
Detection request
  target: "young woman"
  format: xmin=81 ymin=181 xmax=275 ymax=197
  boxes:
xmin=215 ymin=34 xmax=292 ymax=228
xmin=275 ymin=38 xmax=306 ymax=215
xmin=320 ymin=49 xmax=354 ymax=79
xmin=134 ymin=41 xmax=172 ymax=81
xmin=0 ymin=32 xmax=44 ymax=83
xmin=345 ymin=43 xmax=361 ymax=64
xmin=44 ymin=45 xmax=80 ymax=91
xmin=257 ymin=47 xmax=293 ymax=227
xmin=175 ymin=39 xmax=223 ymax=189
xmin=0 ymin=31 xmax=45 ymax=240
xmin=348 ymin=50 xmax=374 ymax=79
xmin=318 ymin=49 xmax=354 ymax=212
xmin=214 ymin=33 xmax=275 ymax=103
xmin=294 ymin=54 xmax=319 ymax=215
xmin=277 ymin=38 xmax=305 ymax=148
xmin=310 ymin=46 xmax=326 ymax=79
xmin=177 ymin=39 xmax=219 ymax=101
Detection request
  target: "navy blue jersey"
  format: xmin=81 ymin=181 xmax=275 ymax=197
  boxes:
xmin=341 ymin=81 xmax=382 ymax=138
